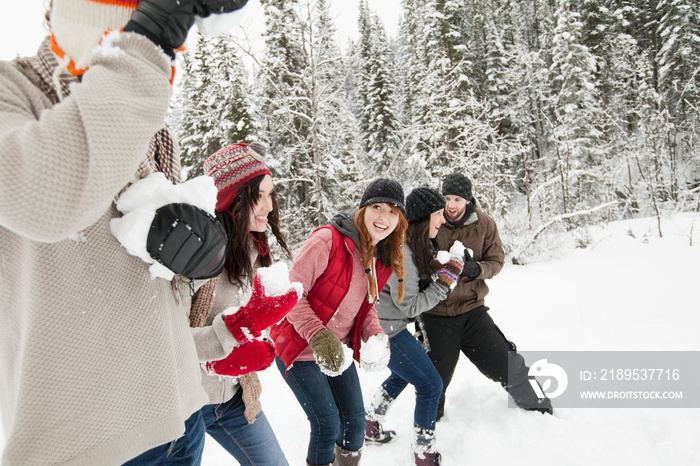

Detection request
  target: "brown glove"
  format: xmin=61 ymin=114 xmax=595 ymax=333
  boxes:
xmin=309 ymin=328 xmax=345 ymax=374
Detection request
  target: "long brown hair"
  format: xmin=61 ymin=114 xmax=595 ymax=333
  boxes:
xmin=406 ymin=217 xmax=437 ymax=277
xmin=354 ymin=205 xmax=407 ymax=303
xmin=216 ymin=175 xmax=290 ymax=287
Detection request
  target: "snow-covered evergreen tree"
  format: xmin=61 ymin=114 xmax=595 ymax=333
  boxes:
xmin=355 ymin=9 xmax=400 ymax=171
xmin=547 ymin=0 xmax=606 ymax=217
xmin=169 ymin=33 xmax=255 ymax=179
xmin=158 ymin=0 xmax=699 ymax=253
xmin=658 ymin=0 xmax=700 ymax=118
xmin=395 ymin=0 xmax=424 ymax=128
xmin=257 ymin=0 xmax=364 ymax=243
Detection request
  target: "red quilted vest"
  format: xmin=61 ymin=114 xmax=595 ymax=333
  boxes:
xmin=271 ymin=225 xmax=392 ymax=369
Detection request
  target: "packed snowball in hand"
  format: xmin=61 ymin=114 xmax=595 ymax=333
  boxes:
xmin=436 ymin=240 xmax=468 ymax=263
xmin=256 ymin=262 xmax=304 ymax=298
xmin=316 ymin=343 xmax=354 ymax=377
xmin=360 ymin=333 xmax=390 ymax=372
xmin=109 ymin=173 xmax=218 ymax=280
xmin=221 ymin=262 xmax=303 ymax=318
xmin=449 ymin=240 xmax=467 ymax=257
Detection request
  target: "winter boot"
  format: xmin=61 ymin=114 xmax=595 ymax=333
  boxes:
xmin=414 ymin=451 xmax=442 ymax=466
xmin=412 ymin=425 xmax=441 ymax=466
xmin=365 ymin=386 xmax=397 ymax=443
xmin=365 ymin=419 xmax=396 ymax=444
xmin=505 ymin=352 xmax=554 ymax=415
xmin=332 ymin=444 xmax=362 ymax=466
xmin=506 ymin=379 xmax=554 ymax=415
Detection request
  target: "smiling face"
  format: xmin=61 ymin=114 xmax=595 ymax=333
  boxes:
xmin=363 ymin=203 xmax=400 ymax=245
xmin=428 ymin=209 xmax=446 ymax=239
xmin=444 ymin=195 xmax=469 ymax=223
xmin=248 ymin=175 xmax=274 ymax=233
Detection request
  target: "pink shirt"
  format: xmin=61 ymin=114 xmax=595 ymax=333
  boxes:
xmin=286 ymin=227 xmax=384 ymax=361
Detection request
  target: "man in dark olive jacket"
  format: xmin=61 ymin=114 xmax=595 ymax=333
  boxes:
xmin=422 ymin=173 xmax=553 ymax=418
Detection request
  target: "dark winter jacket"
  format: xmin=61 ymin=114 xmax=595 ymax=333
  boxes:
xmin=271 ymin=212 xmax=390 ymax=368
xmin=426 ymin=207 xmax=505 ymax=317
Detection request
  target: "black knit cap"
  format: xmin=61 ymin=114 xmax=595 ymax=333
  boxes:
xmin=360 ymin=178 xmax=405 ymax=214
xmin=442 ymin=173 xmax=473 ymax=201
xmin=405 ymin=187 xmax=446 ymax=223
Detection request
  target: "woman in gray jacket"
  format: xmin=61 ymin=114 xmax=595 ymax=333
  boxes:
xmin=365 ymin=188 xmax=463 ymax=466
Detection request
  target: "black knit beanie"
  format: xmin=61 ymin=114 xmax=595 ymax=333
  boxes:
xmin=405 ymin=187 xmax=445 ymax=223
xmin=360 ymin=178 xmax=405 ymax=214
xmin=442 ymin=173 xmax=472 ymax=201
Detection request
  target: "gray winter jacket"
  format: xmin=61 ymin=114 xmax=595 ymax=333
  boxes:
xmin=375 ymin=244 xmax=448 ymax=337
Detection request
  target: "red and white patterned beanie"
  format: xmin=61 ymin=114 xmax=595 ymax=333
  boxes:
xmin=50 ymin=0 xmax=139 ymax=75
xmin=203 ymin=142 xmax=272 ymax=213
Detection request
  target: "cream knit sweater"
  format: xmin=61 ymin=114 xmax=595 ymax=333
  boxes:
xmin=189 ymin=247 xmax=259 ymax=404
xmin=0 ymin=34 xmax=208 ymax=465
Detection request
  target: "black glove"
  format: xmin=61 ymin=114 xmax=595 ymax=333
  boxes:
xmin=124 ymin=0 xmax=249 ymax=58
xmin=461 ymin=248 xmax=481 ymax=279
xmin=146 ymin=203 xmax=227 ymax=279
xmin=192 ymin=0 xmax=250 ymax=16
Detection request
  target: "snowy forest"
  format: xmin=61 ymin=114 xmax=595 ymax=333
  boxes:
xmin=167 ymin=0 xmax=700 ymax=260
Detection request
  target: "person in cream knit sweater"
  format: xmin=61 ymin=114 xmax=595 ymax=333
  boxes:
xmin=0 ymin=1 xmax=248 ymax=464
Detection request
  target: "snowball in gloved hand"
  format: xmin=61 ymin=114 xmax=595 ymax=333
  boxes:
xmin=110 ymin=173 xmax=222 ymax=280
xmin=361 ymin=333 xmax=391 ymax=372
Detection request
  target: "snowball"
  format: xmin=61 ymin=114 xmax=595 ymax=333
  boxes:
xmin=110 ymin=173 xmax=218 ymax=280
xmin=110 ymin=209 xmax=175 ymax=281
xmin=115 ymin=173 xmax=217 ymax=215
xmin=316 ymin=343 xmax=354 ymax=377
xmin=436 ymin=240 xmax=469 ymax=264
xmin=436 ymin=250 xmax=451 ymax=264
xmin=220 ymin=263 xmax=303 ymax=317
xmin=257 ymin=262 xmax=304 ymax=298
xmin=360 ymin=333 xmax=390 ymax=372
xmin=195 ymin=9 xmax=249 ymax=38
xmin=449 ymin=240 xmax=466 ymax=257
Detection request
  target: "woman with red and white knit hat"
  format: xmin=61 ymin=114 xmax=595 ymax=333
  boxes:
xmin=0 ymin=1 xmax=249 ymax=465
xmin=175 ymin=141 xmax=298 ymax=465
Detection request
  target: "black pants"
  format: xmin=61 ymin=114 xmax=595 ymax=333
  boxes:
xmin=421 ymin=306 xmax=549 ymax=415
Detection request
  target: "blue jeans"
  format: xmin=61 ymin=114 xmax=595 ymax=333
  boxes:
xmin=200 ymin=389 xmax=288 ymax=465
xmin=382 ymin=329 xmax=443 ymax=430
xmin=122 ymin=410 xmax=205 ymax=466
xmin=276 ymin=357 xmax=365 ymax=465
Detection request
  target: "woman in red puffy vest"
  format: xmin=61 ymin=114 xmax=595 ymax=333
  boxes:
xmin=271 ymin=179 xmax=407 ymax=466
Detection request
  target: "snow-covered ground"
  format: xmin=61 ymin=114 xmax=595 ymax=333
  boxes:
xmin=3 ymin=213 xmax=699 ymax=464
xmin=210 ymin=212 xmax=700 ymax=465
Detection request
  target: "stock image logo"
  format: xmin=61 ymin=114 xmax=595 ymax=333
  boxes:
xmin=528 ymin=359 xmax=568 ymax=399
xmin=516 ymin=351 xmax=699 ymax=408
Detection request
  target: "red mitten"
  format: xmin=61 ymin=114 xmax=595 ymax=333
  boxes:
xmin=224 ymin=274 xmax=300 ymax=343
xmin=205 ymin=339 xmax=276 ymax=378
